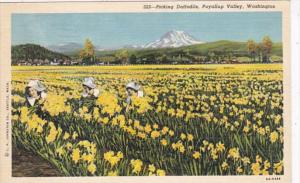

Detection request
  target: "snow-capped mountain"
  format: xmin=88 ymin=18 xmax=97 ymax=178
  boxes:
xmin=46 ymin=31 xmax=204 ymax=54
xmin=144 ymin=30 xmax=204 ymax=48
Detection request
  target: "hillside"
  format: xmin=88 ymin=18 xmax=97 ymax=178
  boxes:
xmin=93 ymin=40 xmax=282 ymax=64
xmin=12 ymin=41 xmax=283 ymax=65
xmin=12 ymin=44 xmax=71 ymax=65
xmin=185 ymin=40 xmax=282 ymax=56
xmin=93 ymin=40 xmax=282 ymax=57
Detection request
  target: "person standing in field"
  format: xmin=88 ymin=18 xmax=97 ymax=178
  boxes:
xmin=79 ymin=77 xmax=100 ymax=110
xmin=25 ymin=80 xmax=47 ymax=107
xmin=24 ymin=79 xmax=47 ymax=112
xmin=125 ymin=81 xmax=144 ymax=111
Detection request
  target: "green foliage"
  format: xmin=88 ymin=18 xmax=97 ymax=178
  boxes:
xmin=115 ymin=49 xmax=129 ymax=64
xmin=11 ymin=40 xmax=282 ymax=65
xmin=11 ymin=65 xmax=284 ymax=175
xmin=96 ymin=40 xmax=282 ymax=64
xmin=261 ymin=36 xmax=273 ymax=63
xmin=11 ymin=44 xmax=70 ymax=65
xmin=79 ymin=39 xmax=96 ymax=65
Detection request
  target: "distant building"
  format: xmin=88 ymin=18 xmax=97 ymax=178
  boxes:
xmin=62 ymin=60 xmax=71 ymax=65
xmin=50 ymin=61 xmax=59 ymax=66
xmin=96 ymin=62 xmax=105 ymax=65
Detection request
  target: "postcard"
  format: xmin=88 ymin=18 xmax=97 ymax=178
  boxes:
xmin=0 ymin=0 xmax=292 ymax=183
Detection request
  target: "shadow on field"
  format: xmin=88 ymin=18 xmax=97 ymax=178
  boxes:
xmin=12 ymin=144 xmax=63 ymax=177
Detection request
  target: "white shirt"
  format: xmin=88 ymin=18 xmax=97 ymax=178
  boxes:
xmin=126 ymin=90 xmax=144 ymax=104
xmin=27 ymin=97 xmax=36 ymax=106
xmin=82 ymin=88 xmax=100 ymax=98
xmin=26 ymin=92 xmax=47 ymax=106
xmin=137 ymin=91 xmax=144 ymax=97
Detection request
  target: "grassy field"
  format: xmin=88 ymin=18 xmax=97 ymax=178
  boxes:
xmin=11 ymin=64 xmax=283 ymax=176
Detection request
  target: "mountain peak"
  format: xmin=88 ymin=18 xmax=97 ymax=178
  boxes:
xmin=164 ymin=30 xmax=185 ymax=36
xmin=45 ymin=30 xmax=205 ymax=53
xmin=144 ymin=30 xmax=204 ymax=49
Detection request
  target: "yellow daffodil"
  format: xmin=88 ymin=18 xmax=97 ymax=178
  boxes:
xmin=87 ymin=163 xmax=96 ymax=174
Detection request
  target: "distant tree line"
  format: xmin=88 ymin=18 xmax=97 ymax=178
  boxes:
xmin=94 ymin=36 xmax=275 ymax=65
xmin=247 ymin=36 xmax=273 ymax=63
xmin=12 ymin=36 xmax=279 ymax=66
xmin=12 ymin=44 xmax=70 ymax=65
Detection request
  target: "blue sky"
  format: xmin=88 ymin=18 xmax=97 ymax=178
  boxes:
xmin=12 ymin=12 xmax=282 ymax=48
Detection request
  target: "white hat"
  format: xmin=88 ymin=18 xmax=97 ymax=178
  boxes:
xmin=82 ymin=77 xmax=96 ymax=89
xmin=126 ymin=82 xmax=140 ymax=92
xmin=27 ymin=80 xmax=46 ymax=92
